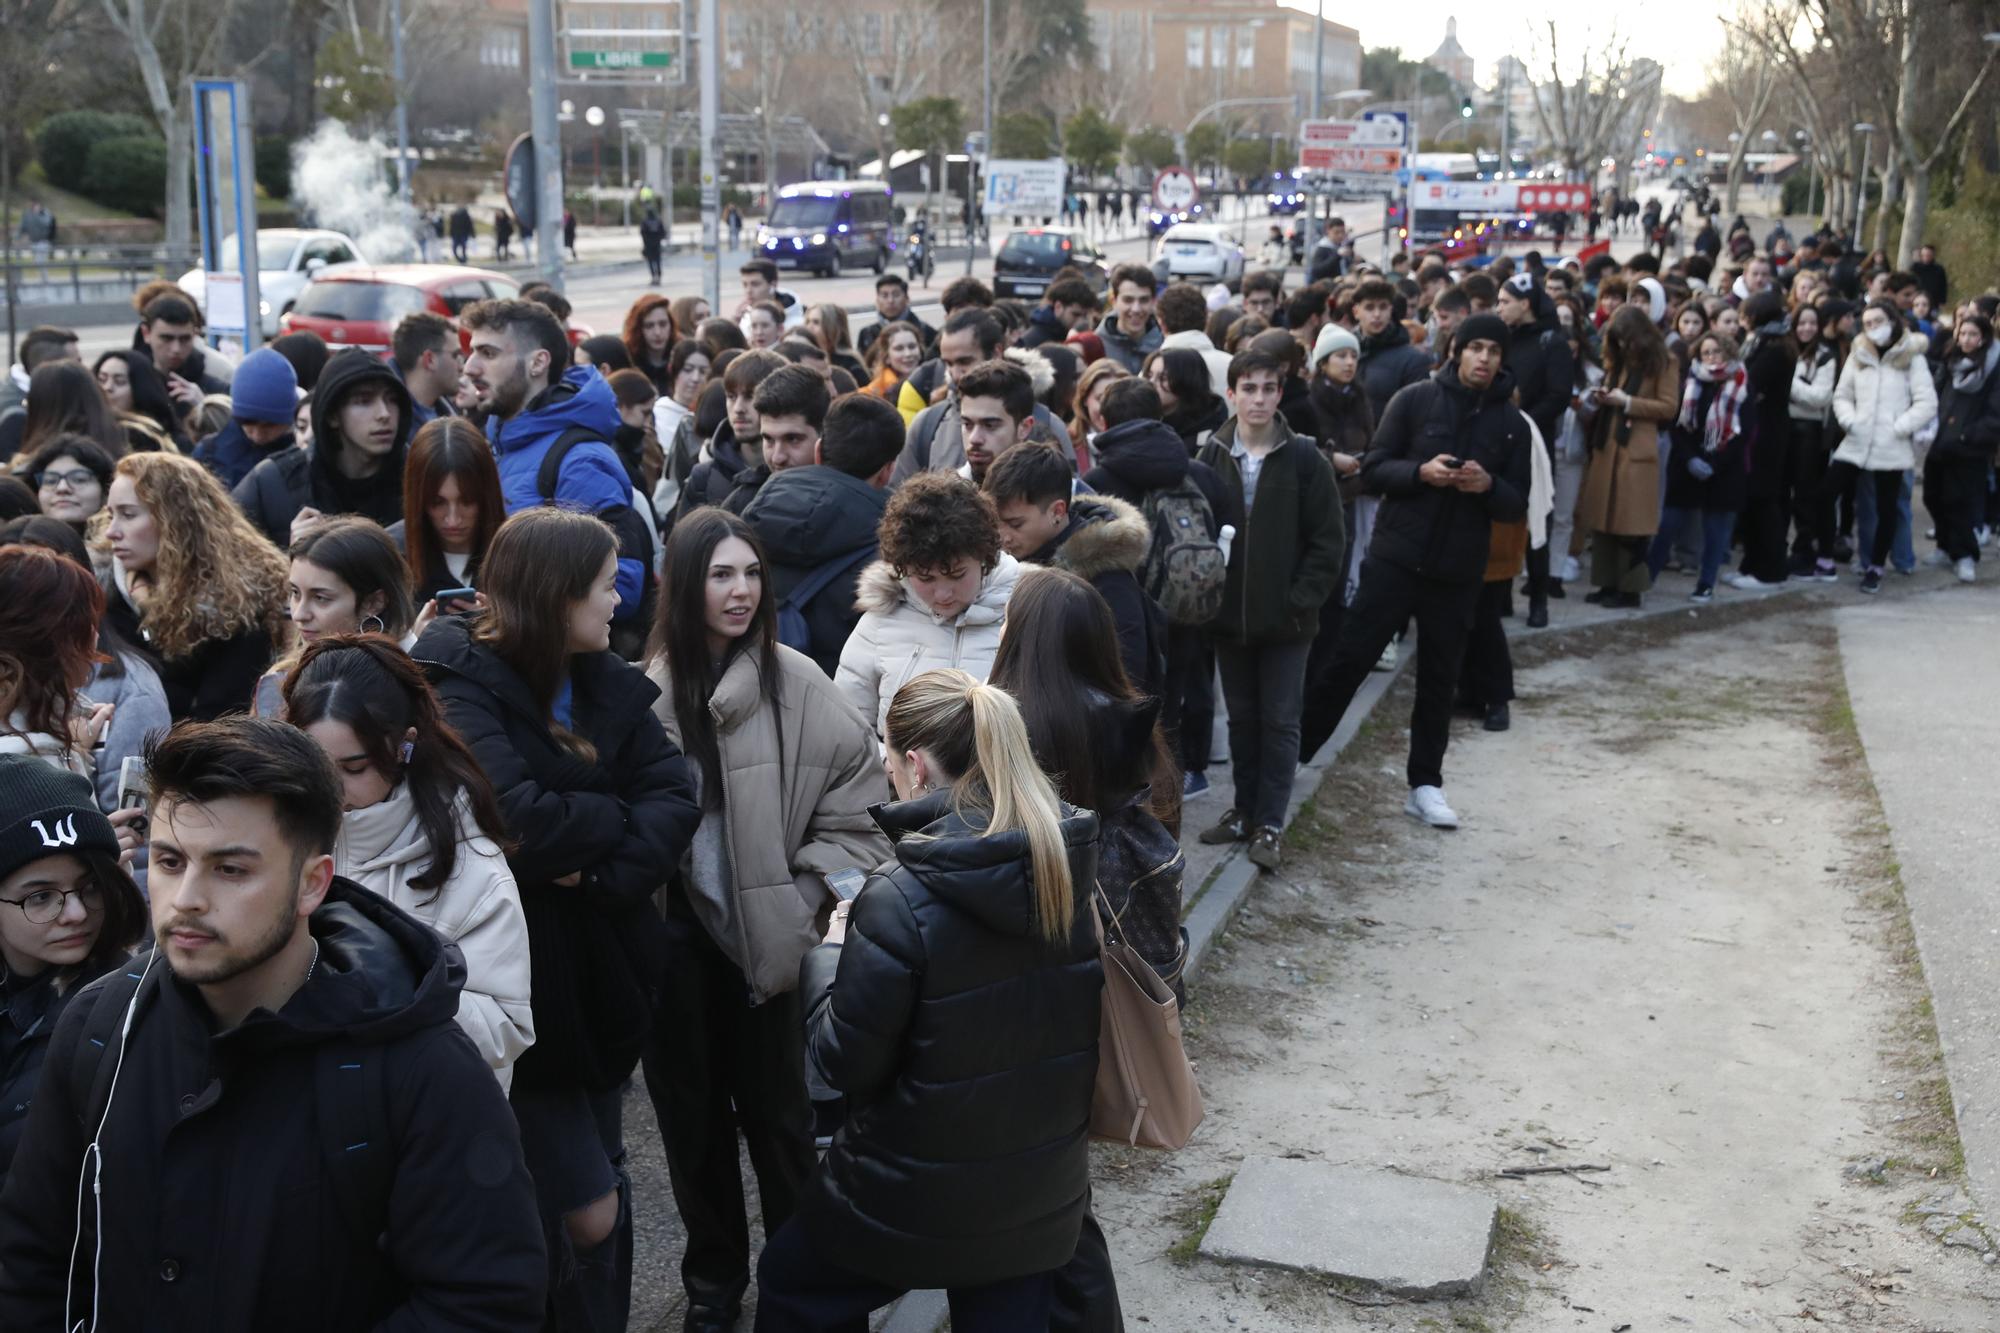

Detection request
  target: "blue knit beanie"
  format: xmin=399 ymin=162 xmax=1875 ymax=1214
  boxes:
xmin=230 ymin=347 xmax=300 ymax=424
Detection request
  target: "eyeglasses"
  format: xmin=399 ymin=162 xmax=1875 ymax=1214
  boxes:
xmin=0 ymin=883 xmax=103 ymax=924
xmin=35 ymin=468 xmax=97 ymax=491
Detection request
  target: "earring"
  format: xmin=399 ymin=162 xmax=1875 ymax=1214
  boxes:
xmin=361 ymin=614 xmax=386 ymax=635
xmin=399 ymin=740 xmax=414 ymax=764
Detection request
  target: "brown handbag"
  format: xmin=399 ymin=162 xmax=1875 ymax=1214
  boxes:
xmin=1089 ymin=885 xmax=1204 ymax=1150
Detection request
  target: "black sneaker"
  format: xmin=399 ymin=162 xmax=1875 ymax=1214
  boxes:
xmin=1547 ymin=579 xmax=1567 ymax=599
xmin=1484 ymin=703 xmax=1511 ymax=732
xmin=1584 ymin=588 xmax=1609 ymax=605
xmin=1198 ymin=808 xmax=1248 ymax=844
xmin=1610 ymin=591 xmax=1643 ymax=609
xmin=1247 ymin=826 xmax=1283 ymax=871
xmin=1860 ymin=568 xmax=1882 ymax=594
xmin=1526 ymin=598 xmax=1549 ymax=628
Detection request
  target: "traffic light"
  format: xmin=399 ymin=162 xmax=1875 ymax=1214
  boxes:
xmin=1460 ymin=97 xmax=1473 ymax=119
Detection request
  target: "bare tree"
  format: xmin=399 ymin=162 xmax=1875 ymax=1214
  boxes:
xmin=1710 ymin=20 xmax=1777 ymax=215
xmin=1525 ymin=22 xmax=1644 ymax=182
xmin=1730 ymin=0 xmax=1863 ymax=226
xmin=828 ymin=0 xmax=941 ymax=175
xmin=1886 ymin=1 xmax=1999 ymax=266
xmin=1045 ymin=36 xmax=1150 ymax=132
xmin=724 ymin=0 xmax=808 ymax=202
xmin=99 ymin=0 xmax=243 ymax=254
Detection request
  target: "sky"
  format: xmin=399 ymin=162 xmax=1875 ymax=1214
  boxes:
xmin=1290 ymin=2 xmax=1733 ymax=98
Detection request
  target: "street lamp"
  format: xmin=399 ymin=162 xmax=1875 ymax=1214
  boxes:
xmin=1796 ymin=129 xmax=1816 ymax=219
xmin=1853 ymin=121 xmax=1875 ymax=242
xmin=585 ymin=106 xmax=606 ymax=226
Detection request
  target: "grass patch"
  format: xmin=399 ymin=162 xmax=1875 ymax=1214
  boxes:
xmin=1164 ymin=1174 xmax=1232 ymax=1265
xmin=2 ymin=161 xmax=142 ymax=223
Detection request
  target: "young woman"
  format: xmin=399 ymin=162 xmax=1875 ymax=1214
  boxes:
xmin=862 ymin=325 xmax=923 ymax=403
xmin=1727 ymin=291 xmax=1798 ymax=590
xmin=99 ymin=452 xmax=288 ymax=720
xmin=652 ymin=338 xmax=712 ymax=465
xmin=1649 ymin=330 xmax=1750 ymax=601
xmin=804 ymin=303 xmax=864 ymax=380
xmin=23 ymin=435 xmax=112 ymax=533
xmin=254 ymin=517 xmax=416 ymax=716
xmin=0 ymin=545 xmax=111 ymax=780
xmin=836 ymin=472 xmax=1022 ymax=739
xmin=416 ymin=506 xmax=698 ymax=1331
xmin=756 ymin=668 xmax=1102 ymax=1331
xmin=0 ymin=757 xmax=147 ymax=1184
xmin=18 ymin=361 xmax=128 ymax=462
xmin=393 ymin=416 xmax=505 ymax=610
xmin=606 ymin=368 xmax=665 ymax=497
xmin=742 ymin=302 xmax=785 ymax=351
xmin=1923 ymin=313 xmax=2000 ymax=581
xmin=1828 ymin=300 xmax=1937 ymax=593
xmin=1667 ymin=302 xmax=1709 ymax=381
xmin=1786 ymin=303 xmax=1840 ymax=578
xmin=641 ymin=509 xmax=889 ymax=1329
xmin=1144 ymin=348 xmax=1227 ymax=449
xmin=94 ymin=349 xmax=189 ymax=451
xmin=622 ymin=294 xmax=678 ymax=396
xmin=670 ymin=295 xmax=711 ymax=343
xmin=1068 ymin=360 xmax=1130 ymax=461
xmin=284 ymin=635 xmax=535 ymax=1086
xmin=1578 ymin=305 xmax=1677 ymax=607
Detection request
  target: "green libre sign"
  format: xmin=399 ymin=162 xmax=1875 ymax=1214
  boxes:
xmin=569 ymin=50 xmax=674 ymax=69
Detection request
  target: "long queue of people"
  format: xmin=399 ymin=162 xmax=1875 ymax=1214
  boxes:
xmin=0 ymin=207 xmax=1990 ymax=1329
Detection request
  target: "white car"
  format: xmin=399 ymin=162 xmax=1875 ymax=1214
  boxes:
xmin=177 ymin=229 xmax=368 ymax=339
xmin=1156 ymin=223 xmax=1246 ymax=290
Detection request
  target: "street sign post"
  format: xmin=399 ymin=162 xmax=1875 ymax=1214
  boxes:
xmin=191 ymin=78 xmax=263 ymax=350
xmin=1298 ymin=118 xmax=1404 ymax=180
xmin=1299 ymin=145 xmax=1404 ymax=174
xmin=1299 ymin=117 xmax=1406 ymax=149
xmin=1152 ymin=167 xmax=1200 ymax=213
xmin=569 ymin=49 xmax=673 ymax=69
xmin=985 ymin=159 xmax=1066 ymax=216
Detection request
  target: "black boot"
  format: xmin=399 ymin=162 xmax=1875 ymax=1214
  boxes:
xmin=1526 ymin=596 xmax=1549 ymax=628
xmin=1484 ymin=702 xmax=1511 ymax=731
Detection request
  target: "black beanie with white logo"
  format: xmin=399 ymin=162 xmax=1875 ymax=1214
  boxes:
xmin=0 ymin=755 xmax=120 ymax=884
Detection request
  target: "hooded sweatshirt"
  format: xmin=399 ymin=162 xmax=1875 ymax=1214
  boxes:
xmin=1094 ymin=312 xmax=1165 ymax=374
xmin=742 ymin=464 xmax=889 ymax=677
xmin=231 ymin=347 xmax=413 ymax=546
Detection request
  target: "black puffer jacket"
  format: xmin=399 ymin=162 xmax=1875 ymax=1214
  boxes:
xmin=415 ymin=614 xmax=699 ymax=1091
xmin=1934 ymin=345 xmax=2000 ymax=460
xmin=1506 ymin=305 xmax=1575 ymax=444
xmin=1360 ymin=364 xmax=1533 ymax=584
xmin=232 ymin=348 xmax=412 ymax=546
xmin=742 ymin=464 xmax=888 ymax=677
xmin=0 ymin=882 xmax=546 ymax=1331
xmin=1083 ymin=417 xmax=1232 ymax=529
xmin=0 ymin=961 xmax=120 ymax=1182
xmin=1030 ymin=494 xmax=1163 ymax=694
xmin=103 ymin=581 xmax=275 ymax=723
xmin=676 ymin=420 xmax=764 ymax=521
xmin=1357 ymin=322 xmax=1434 ymax=422
xmin=796 ymin=789 xmax=1102 ymax=1290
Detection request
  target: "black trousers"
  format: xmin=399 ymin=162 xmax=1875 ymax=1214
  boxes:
xmin=645 ymin=253 xmax=664 ymax=283
xmin=1818 ymin=462 xmax=1902 ymax=571
xmin=1161 ymin=625 xmax=1214 ymax=775
xmin=1051 ymin=1203 xmax=1124 ymax=1332
xmin=1296 ymin=591 xmax=1350 ymax=763
xmin=643 ymin=901 xmax=817 ymax=1314
xmin=1735 ymin=491 xmax=1792 ymax=582
xmin=1457 ymin=580 xmax=1515 ymax=709
xmin=1310 ymin=557 xmax=1481 ymax=791
xmin=754 ymin=1214 xmax=1054 ymax=1333
xmin=1925 ymin=451 xmax=1990 ymax=562
xmin=1786 ymin=420 xmax=1828 ymax=562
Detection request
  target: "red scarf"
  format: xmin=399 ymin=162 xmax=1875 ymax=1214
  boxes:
xmin=1678 ymin=361 xmax=1747 ymax=454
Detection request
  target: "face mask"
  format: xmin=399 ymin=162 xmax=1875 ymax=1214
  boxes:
xmin=1867 ymin=323 xmax=1896 ymax=348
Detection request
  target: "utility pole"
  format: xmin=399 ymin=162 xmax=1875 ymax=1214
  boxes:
xmin=528 ymin=0 xmax=565 ymax=288
xmin=700 ymin=0 xmax=720 ymax=309
xmin=1311 ymin=0 xmax=1324 ymax=225
xmin=966 ymin=0 xmax=990 ymax=277
xmin=1498 ymin=60 xmax=1511 ymax=176
xmin=391 ymin=0 xmax=411 ymax=204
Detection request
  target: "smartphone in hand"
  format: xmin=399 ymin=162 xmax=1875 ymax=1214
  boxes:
xmin=824 ymin=868 xmax=866 ymax=902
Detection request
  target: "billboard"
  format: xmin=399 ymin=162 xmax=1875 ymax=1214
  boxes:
xmin=984 ymin=159 xmax=1067 ymax=215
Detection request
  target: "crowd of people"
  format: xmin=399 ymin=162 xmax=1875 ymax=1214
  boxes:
xmin=0 ymin=187 xmax=1988 ymax=1331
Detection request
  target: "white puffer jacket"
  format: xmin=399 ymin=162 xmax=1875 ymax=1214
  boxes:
xmin=835 ymin=553 xmax=1021 ymax=738
xmin=1832 ymin=330 xmax=1937 ymax=472
xmin=1789 ymin=344 xmax=1838 ymax=425
xmin=334 ymin=783 xmax=535 ymax=1088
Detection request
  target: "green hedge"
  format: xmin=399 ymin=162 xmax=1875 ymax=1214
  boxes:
xmin=36 ymin=110 xmax=153 ymax=194
xmin=255 ymin=138 xmax=293 ymax=201
xmin=81 ymin=136 xmax=169 ymax=219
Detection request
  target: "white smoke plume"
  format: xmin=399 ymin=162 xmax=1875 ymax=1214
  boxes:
xmin=290 ymin=121 xmax=420 ymax=261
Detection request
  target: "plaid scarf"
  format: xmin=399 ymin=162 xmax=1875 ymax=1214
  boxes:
xmin=1678 ymin=360 xmax=1747 ymax=454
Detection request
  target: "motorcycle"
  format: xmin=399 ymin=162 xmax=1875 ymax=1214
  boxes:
xmin=906 ymin=228 xmax=935 ymax=285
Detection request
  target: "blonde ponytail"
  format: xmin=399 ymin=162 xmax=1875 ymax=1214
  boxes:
xmin=884 ymin=670 xmax=1077 ymax=945
xmin=964 ymin=683 xmax=1075 ymax=944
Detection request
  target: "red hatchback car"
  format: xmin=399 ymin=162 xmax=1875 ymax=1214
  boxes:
xmin=278 ymin=264 xmax=520 ymax=354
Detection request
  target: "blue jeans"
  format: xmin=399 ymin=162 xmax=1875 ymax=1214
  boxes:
xmin=1857 ymin=470 xmax=1915 ymax=572
xmin=1649 ymin=508 xmax=1737 ymax=590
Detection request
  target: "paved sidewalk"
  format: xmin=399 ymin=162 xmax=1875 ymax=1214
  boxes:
xmin=1838 ymin=579 xmax=2000 ymax=1214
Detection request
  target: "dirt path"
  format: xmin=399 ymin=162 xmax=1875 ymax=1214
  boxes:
xmin=1094 ymin=603 xmax=2000 ymax=1330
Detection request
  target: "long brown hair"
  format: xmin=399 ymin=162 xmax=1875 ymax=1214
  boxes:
xmin=0 ymin=545 xmax=104 ymax=754
xmin=22 ymin=361 xmax=126 ymax=461
xmin=1069 ymin=359 xmax=1130 ymax=444
xmin=402 ymin=417 xmax=505 ymax=590
xmin=473 ymin=507 xmax=617 ymax=756
xmin=622 ymin=294 xmax=677 ymax=371
xmin=1603 ymin=303 xmax=1670 ymax=386
xmin=884 ymin=669 xmax=1076 ymax=945
xmin=283 ymin=634 xmax=513 ymax=898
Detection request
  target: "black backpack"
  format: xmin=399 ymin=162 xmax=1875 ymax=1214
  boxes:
xmin=536 ymin=427 xmax=659 ymax=661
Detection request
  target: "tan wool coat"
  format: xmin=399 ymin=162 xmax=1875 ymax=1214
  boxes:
xmin=649 ymin=643 xmax=892 ymax=1003
xmin=1576 ymin=363 xmax=1678 ymax=537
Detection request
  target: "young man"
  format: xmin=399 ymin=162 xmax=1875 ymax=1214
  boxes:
xmin=692 ymin=363 xmax=826 ymax=516
xmin=1194 ymin=348 xmax=1345 ymax=871
xmin=136 ymin=293 xmax=229 ymax=425
xmin=392 ymin=309 xmax=464 ymax=426
xmin=735 ymin=258 xmax=800 ymax=326
xmin=1911 ymin=243 xmax=1949 ymax=309
xmin=1306 ymin=216 xmax=1350 ymax=286
xmin=1284 ymin=283 xmax=1332 ymax=354
xmin=1299 ymin=314 xmax=1533 ymax=831
xmin=893 ymin=295 xmax=1000 ymax=423
xmin=1095 ymin=263 xmax=1164 ymax=373
xmin=856 ymin=273 xmax=938 ymax=358
xmin=234 ymin=346 xmax=412 ymax=546
xmin=1020 ymin=275 xmax=1098 ymax=349
xmin=461 ymin=298 xmax=649 ymax=628
xmin=1156 ymin=282 xmax=1232 ymax=395
xmin=0 ymin=719 xmax=544 ymax=1329
xmin=1427 ymin=285 xmax=1471 ymax=362
xmin=744 ymin=392 xmax=904 ymax=676
xmin=1496 ymin=272 xmax=1577 ymax=624
xmin=1352 ymin=277 xmax=1433 ymax=424
xmin=896 ymin=349 xmax=1073 ymax=487
xmin=678 ymin=348 xmax=790 ymax=519
xmin=985 ymin=440 xmax=1162 ymax=691
xmin=193 ymin=345 xmax=298 ymax=489
xmin=1241 ymin=270 xmax=1283 ymax=324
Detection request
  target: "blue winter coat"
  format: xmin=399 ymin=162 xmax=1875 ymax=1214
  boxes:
xmin=488 ymin=367 xmax=645 ymax=618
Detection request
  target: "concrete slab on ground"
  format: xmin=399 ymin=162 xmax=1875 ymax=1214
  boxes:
xmin=1199 ymin=1158 xmax=1497 ymax=1299
xmin=1837 ymin=580 xmax=2000 ymax=1214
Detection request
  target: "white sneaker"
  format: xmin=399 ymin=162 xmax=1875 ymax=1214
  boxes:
xmin=1957 ymin=557 xmax=1977 ymax=584
xmin=1558 ymin=555 xmax=1582 ymax=582
xmin=1977 ymin=526 xmax=1991 ymax=548
xmin=1726 ymin=572 xmax=1775 ymax=590
xmin=1404 ymin=785 xmax=1459 ymax=829
xmin=1373 ymin=640 xmax=1399 ymax=672
xmin=1924 ymin=549 xmax=1952 ymax=568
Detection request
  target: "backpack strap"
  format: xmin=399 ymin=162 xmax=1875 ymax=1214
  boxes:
xmin=786 ymin=543 xmax=876 ymax=611
xmin=67 ymin=959 xmax=156 ymax=1132
xmin=535 ymin=426 xmax=604 ymax=503
xmin=315 ymin=1042 xmax=394 ymax=1253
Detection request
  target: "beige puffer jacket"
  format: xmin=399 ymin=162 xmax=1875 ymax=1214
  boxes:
xmin=834 ymin=552 xmax=1021 ymax=738
xmin=334 ymin=783 xmax=535 ymax=1088
xmin=1832 ymin=330 xmax=1938 ymax=472
xmin=650 ymin=644 xmax=891 ymax=1002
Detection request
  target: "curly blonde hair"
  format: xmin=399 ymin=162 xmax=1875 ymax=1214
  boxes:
xmin=96 ymin=453 xmax=289 ymax=659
